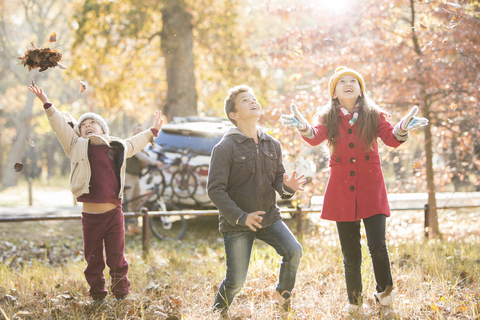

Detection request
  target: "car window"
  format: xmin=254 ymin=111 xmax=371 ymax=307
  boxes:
xmin=155 ymin=129 xmax=223 ymax=156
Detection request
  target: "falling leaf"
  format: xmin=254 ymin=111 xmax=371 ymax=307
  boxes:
xmin=420 ymin=23 xmax=428 ymax=30
xmin=451 ymin=15 xmax=462 ymax=23
xmin=30 ymin=41 xmax=35 ymax=48
xmin=443 ymin=24 xmax=456 ymax=31
xmin=78 ymin=81 xmax=87 ymax=94
xmin=413 ymin=161 xmax=423 ymax=169
xmin=449 ymin=102 xmax=457 ymax=110
xmin=14 ymin=163 xmax=24 ymax=172
xmin=446 ymin=2 xmax=461 ymax=13
xmin=27 ymin=138 xmax=35 ymax=148
xmin=49 ymin=32 xmax=57 ymax=42
xmin=323 ymin=38 xmax=333 ymax=45
xmin=18 ymin=47 xmax=64 ymax=72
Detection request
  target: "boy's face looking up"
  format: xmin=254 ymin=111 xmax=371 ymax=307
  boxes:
xmin=80 ymin=119 xmax=104 ymax=138
xmin=229 ymin=92 xmax=261 ymax=124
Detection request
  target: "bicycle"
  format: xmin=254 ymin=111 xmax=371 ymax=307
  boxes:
xmin=122 ymin=178 xmax=187 ymax=240
xmin=143 ymin=148 xmax=199 ymax=201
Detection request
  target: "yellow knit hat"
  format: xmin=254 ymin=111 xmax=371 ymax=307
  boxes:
xmin=328 ymin=66 xmax=365 ymax=98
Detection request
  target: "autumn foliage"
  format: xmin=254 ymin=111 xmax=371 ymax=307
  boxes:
xmin=257 ymin=0 xmax=480 ymax=211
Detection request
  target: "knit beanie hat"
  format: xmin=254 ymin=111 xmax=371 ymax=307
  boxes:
xmin=328 ymin=66 xmax=365 ymax=98
xmin=77 ymin=112 xmax=109 ymax=136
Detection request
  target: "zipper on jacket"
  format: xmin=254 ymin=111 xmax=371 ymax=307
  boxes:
xmin=256 ymin=140 xmax=265 ymax=217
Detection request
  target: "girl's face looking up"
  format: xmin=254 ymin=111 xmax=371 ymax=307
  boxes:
xmin=80 ymin=119 xmax=104 ymax=138
xmin=333 ymin=75 xmax=362 ymax=101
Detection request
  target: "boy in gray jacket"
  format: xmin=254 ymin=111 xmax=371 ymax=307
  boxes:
xmin=28 ymin=84 xmax=163 ymax=304
xmin=207 ymin=84 xmax=305 ymax=316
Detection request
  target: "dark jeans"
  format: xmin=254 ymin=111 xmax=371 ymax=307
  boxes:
xmin=336 ymin=214 xmax=393 ymax=305
xmin=213 ymin=219 xmax=303 ymax=311
xmin=82 ymin=207 xmax=130 ymax=300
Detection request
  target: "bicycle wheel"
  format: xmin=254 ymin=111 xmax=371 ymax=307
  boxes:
xmin=192 ymin=165 xmax=211 ymax=205
xmin=147 ymin=197 xmax=187 ymax=240
xmin=142 ymin=168 xmax=167 ymax=198
xmin=171 ymin=168 xmax=197 ymax=198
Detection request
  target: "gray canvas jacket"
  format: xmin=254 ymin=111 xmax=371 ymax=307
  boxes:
xmin=44 ymin=104 xmax=154 ymax=199
xmin=207 ymin=127 xmax=295 ymax=233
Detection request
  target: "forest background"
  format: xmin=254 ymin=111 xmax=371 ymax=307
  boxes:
xmin=1 ymin=0 xmax=480 ymax=239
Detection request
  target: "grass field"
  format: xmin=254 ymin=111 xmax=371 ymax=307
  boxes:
xmin=0 ymin=183 xmax=479 ymax=319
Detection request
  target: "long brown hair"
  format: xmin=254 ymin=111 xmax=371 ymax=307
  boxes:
xmin=314 ymin=95 xmax=387 ymax=154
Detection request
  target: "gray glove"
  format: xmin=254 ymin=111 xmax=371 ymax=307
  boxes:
xmin=393 ymin=106 xmax=429 ymax=141
xmin=280 ymin=103 xmax=315 ymax=139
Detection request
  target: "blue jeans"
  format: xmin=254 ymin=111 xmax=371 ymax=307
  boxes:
xmin=213 ymin=219 xmax=303 ymax=311
xmin=336 ymin=214 xmax=393 ymax=305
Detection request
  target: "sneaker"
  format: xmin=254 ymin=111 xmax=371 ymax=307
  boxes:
xmin=374 ymin=286 xmax=400 ymax=320
xmin=90 ymin=299 xmax=107 ymax=309
xmin=379 ymin=306 xmax=400 ymax=320
xmin=344 ymin=303 xmax=366 ymax=320
xmin=272 ymin=291 xmax=295 ymax=313
xmin=212 ymin=304 xmax=228 ymax=319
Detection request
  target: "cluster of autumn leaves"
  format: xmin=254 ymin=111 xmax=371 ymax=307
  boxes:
xmin=14 ymin=32 xmax=87 ymax=173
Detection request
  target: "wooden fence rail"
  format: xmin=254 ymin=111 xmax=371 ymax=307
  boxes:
xmin=1 ymin=204 xmax=479 ymax=258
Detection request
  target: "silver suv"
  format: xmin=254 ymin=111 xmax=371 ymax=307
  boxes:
xmin=141 ymin=116 xmax=314 ymax=209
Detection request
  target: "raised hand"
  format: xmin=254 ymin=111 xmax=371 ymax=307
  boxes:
xmin=245 ymin=211 xmax=265 ymax=232
xmin=28 ymin=84 xmax=49 ymax=104
xmin=280 ymin=103 xmax=315 ymax=139
xmin=394 ymin=106 xmax=429 ymax=141
xmin=400 ymin=106 xmax=429 ymax=130
xmin=280 ymin=103 xmax=309 ymax=130
xmin=152 ymin=110 xmax=164 ymax=131
xmin=283 ymin=170 xmax=307 ymax=192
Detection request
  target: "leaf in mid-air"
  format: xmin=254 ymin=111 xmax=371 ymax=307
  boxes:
xmin=413 ymin=161 xmax=423 ymax=169
xmin=78 ymin=81 xmax=87 ymax=94
xmin=14 ymin=163 xmax=24 ymax=172
xmin=49 ymin=32 xmax=57 ymax=42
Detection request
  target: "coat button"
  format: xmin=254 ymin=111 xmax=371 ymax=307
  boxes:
xmin=350 ymin=185 xmax=355 ymax=191
xmin=349 ymin=143 xmax=354 ymax=148
xmin=337 ymin=157 xmax=340 ymax=162
xmin=366 ymin=155 xmax=370 ymax=161
xmin=350 ymin=171 xmax=355 ymax=176
xmin=350 ymin=157 xmax=355 ymax=163
xmin=242 ymin=156 xmax=245 ymax=159
xmin=348 ymin=128 xmax=353 ymax=134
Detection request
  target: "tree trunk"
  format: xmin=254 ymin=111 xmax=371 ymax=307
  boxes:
xmin=422 ymin=108 xmax=440 ymax=239
xmin=3 ymin=93 xmax=35 ymax=188
xmin=160 ymin=0 xmax=198 ymax=121
xmin=409 ymin=0 xmax=440 ymax=239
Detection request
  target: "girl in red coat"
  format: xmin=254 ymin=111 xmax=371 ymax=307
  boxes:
xmin=281 ymin=67 xmax=428 ymax=319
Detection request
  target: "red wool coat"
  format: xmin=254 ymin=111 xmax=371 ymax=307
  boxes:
xmin=302 ymin=111 xmax=404 ymax=222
